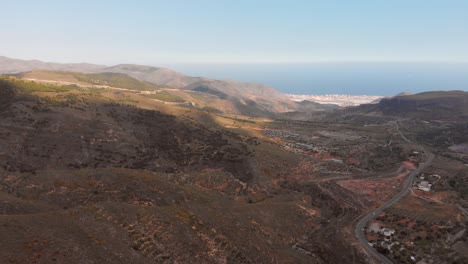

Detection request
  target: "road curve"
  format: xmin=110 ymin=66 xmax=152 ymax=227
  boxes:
xmin=354 ymin=122 xmax=434 ymax=264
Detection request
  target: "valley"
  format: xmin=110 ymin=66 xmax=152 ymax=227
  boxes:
xmin=0 ymin=58 xmax=467 ymax=264
xmin=2 ymin=0 xmax=467 ymax=263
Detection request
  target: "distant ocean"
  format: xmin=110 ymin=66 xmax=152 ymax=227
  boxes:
xmin=165 ymin=62 xmax=468 ymax=96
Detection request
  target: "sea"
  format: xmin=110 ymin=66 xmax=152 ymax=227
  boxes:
xmin=165 ymin=62 xmax=468 ymax=96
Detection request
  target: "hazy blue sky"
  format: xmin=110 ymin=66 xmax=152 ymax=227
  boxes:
xmin=1 ymin=0 xmax=468 ymax=64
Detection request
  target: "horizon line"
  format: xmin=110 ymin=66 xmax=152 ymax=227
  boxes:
xmin=2 ymin=55 xmax=468 ymax=66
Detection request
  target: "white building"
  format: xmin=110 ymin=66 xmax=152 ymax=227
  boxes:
xmin=380 ymin=228 xmax=395 ymax=237
xmin=418 ymin=181 xmax=432 ymax=192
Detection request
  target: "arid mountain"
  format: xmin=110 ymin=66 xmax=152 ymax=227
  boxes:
xmin=102 ymin=64 xmax=199 ymax=88
xmin=7 ymin=69 xmax=296 ymax=117
xmin=0 ymin=56 xmax=300 ymax=117
xmin=184 ymin=79 xmax=297 ymax=113
xmin=0 ymin=76 xmax=368 ymax=264
xmin=12 ymin=70 xmax=162 ymax=91
xmin=355 ymin=90 xmax=468 ymax=120
xmin=2 ymin=66 xmax=468 ymax=264
xmin=1 ymin=54 xmax=344 ymax=118
xmin=0 ymin=56 xmax=104 ymax=74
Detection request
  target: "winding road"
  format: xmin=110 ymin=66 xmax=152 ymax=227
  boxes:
xmin=354 ymin=122 xmax=435 ymax=264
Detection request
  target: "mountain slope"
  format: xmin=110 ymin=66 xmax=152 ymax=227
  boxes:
xmin=99 ymin=65 xmax=297 ymax=115
xmin=0 ymin=56 xmax=104 ymax=73
xmin=13 ymin=70 xmax=161 ymax=91
xmin=358 ymin=90 xmax=468 ymax=119
xmin=102 ymin=64 xmax=199 ymax=88
xmin=0 ymin=56 xmax=299 ymax=116
xmin=0 ymin=76 xmax=367 ymax=264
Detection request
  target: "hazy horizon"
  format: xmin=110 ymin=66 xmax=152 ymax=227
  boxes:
xmin=2 ymin=54 xmax=468 ymax=96
xmin=2 ymin=0 xmax=468 ymax=96
xmin=161 ymin=62 xmax=468 ymax=96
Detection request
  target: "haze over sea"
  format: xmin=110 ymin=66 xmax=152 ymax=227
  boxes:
xmin=167 ymin=62 xmax=468 ymax=96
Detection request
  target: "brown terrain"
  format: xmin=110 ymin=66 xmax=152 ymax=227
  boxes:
xmin=0 ymin=77 xmax=364 ymax=263
xmin=0 ymin=59 xmax=468 ymax=264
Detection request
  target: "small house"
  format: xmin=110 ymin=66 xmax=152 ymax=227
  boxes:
xmin=380 ymin=228 xmax=395 ymax=237
xmin=418 ymin=181 xmax=432 ymax=192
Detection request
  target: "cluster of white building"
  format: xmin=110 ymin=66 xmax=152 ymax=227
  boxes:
xmin=417 ymin=181 xmax=432 ymax=192
xmin=415 ymin=174 xmax=440 ymax=192
xmin=286 ymin=94 xmax=384 ymax=107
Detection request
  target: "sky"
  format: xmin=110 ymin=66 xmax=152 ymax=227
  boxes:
xmin=1 ymin=0 xmax=468 ymax=65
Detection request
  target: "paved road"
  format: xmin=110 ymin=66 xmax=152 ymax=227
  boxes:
xmin=354 ymin=122 xmax=434 ymax=264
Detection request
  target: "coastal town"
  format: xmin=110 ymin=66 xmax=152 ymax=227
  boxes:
xmin=286 ymin=94 xmax=384 ymax=107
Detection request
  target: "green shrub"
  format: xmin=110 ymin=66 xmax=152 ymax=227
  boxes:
xmin=142 ymin=91 xmax=185 ymax=102
xmin=72 ymin=72 xmax=159 ymax=91
xmin=0 ymin=76 xmax=74 ymax=93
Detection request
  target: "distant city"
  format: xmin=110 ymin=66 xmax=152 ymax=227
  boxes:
xmin=287 ymin=94 xmax=383 ymax=107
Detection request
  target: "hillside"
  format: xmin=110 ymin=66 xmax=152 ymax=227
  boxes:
xmin=355 ymin=90 xmax=468 ymax=120
xmin=85 ymin=65 xmax=299 ymax=115
xmin=102 ymin=64 xmax=199 ymax=88
xmin=0 ymin=77 xmax=369 ymax=263
xmin=0 ymin=56 xmax=302 ymax=117
xmin=2 ymin=70 xmax=468 ymax=264
xmin=14 ymin=70 xmax=161 ymax=91
xmin=0 ymin=56 xmax=104 ymax=73
xmin=4 ymin=71 xmax=286 ymax=116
